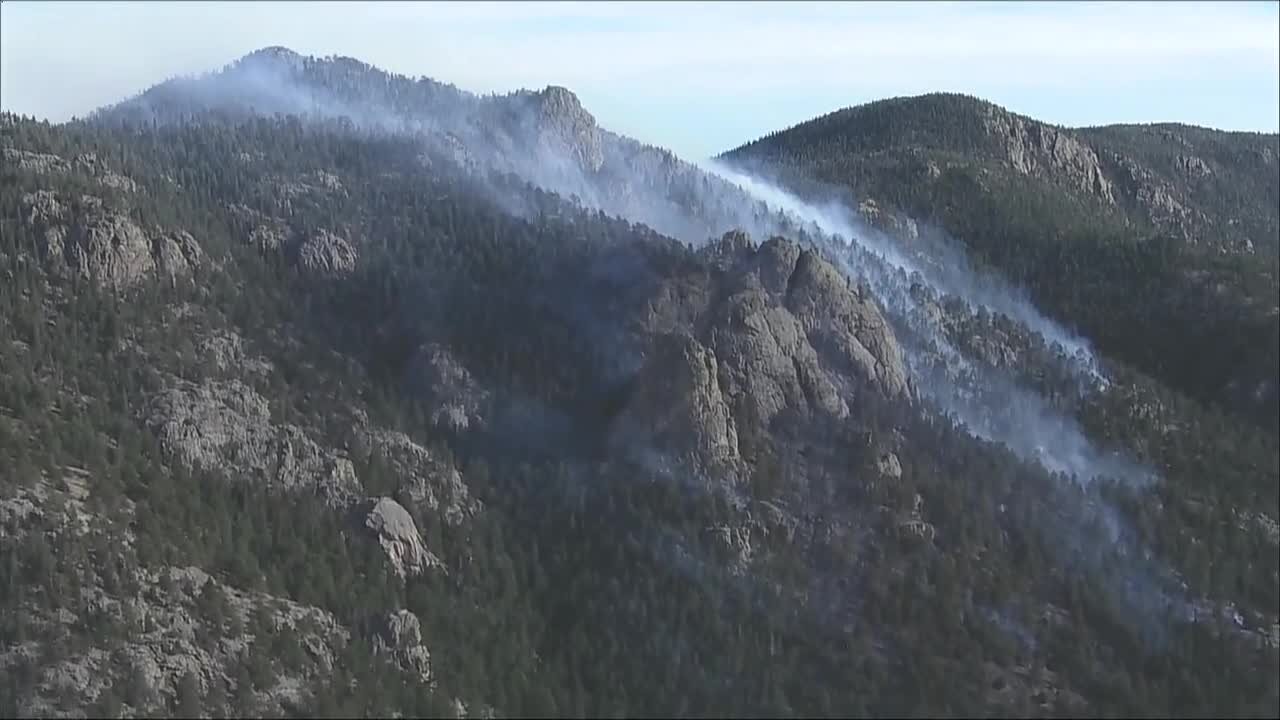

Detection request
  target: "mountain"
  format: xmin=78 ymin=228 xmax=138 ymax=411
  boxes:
xmin=720 ymin=92 xmax=1280 ymax=432
xmin=1 ymin=50 xmax=1277 ymax=718
xmin=89 ymin=46 xmax=771 ymax=246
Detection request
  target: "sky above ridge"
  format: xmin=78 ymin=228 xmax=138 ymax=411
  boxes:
xmin=2 ymin=1 xmax=1277 ymax=159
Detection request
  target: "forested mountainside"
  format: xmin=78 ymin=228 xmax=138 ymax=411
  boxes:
xmin=0 ymin=49 xmax=1277 ymax=718
xmin=722 ymin=92 xmax=1280 ymax=433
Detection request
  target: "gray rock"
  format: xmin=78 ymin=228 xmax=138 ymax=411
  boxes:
xmin=379 ymin=609 xmax=423 ymax=649
xmin=982 ymin=107 xmax=1115 ymax=203
xmin=5 ymin=148 xmax=138 ymax=192
xmin=146 ymin=379 xmax=274 ymax=472
xmin=876 ymin=452 xmax=903 ymax=480
xmin=353 ymin=427 xmax=481 ymax=527
xmin=780 ymin=243 xmax=909 ymax=397
xmin=533 ymin=85 xmax=604 ymax=173
xmin=249 ymin=223 xmax=288 ymax=253
xmin=297 ymin=229 xmax=358 ymax=276
xmin=403 ymin=343 xmax=489 ymax=432
xmin=4 ymin=147 xmax=72 ymax=173
xmin=198 ymin=329 xmax=274 ymax=377
xmin=705 ymin=523 xmax=755 ymax=575
xmin=144 ymin=379 xmax=360 ymax=505
xmin=20 ymin=190 xmax=202 ymax=289
xmin=614 ymin=232 xmax=909 ymax=487
xmin=2 ymin=563 xmax=351 ymax=719
xmin=74 ymin=152 xmax=139 ymax=192
xmin=272 ymin=425 xmax=362 ymax=505
xmin=612 ymin=332 xmax=743 ymax=482
xmin=362 ymin=497 xmax=444 ymax=577
xmin=375 ymin=610 xmax=434 ymax=686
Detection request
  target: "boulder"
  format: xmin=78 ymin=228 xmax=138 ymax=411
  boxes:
xmin=362 ymin=498 xmax=443 ymax=577
xmin=876 ymin=452 xmax=903 ymax=480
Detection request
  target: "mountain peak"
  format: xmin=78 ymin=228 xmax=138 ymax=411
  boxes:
xmin=539 ymin=85 xmax=581 ymax=104
xmin=245 ymin=45 xmax=304 ymax=61
xmin=236 ymin=46 xmax=307 ymax=71
xmin=531 ymin=85 xmax=603 ymax=172
xmin=536 ymin=85 xmax=590 ymax=122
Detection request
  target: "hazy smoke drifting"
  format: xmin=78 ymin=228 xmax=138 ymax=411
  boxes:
xmin=696 ymin=159 xmax=1135 ymax=483
xmin=107 ymin=49 xmax=1213 ymax=642
xmin=691 ymin=159 xmax=1206 ymax=646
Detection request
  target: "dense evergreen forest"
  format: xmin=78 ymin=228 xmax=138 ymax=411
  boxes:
xmin=0 ymin=58 xmax=1277 ymax=719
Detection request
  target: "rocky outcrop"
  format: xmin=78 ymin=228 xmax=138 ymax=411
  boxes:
xmin=876 ymin=452 xmax=903 ymax=480
xmin=0 ymin=467 xmax=95 ymax=541
xmin=374 ymin=610 xmax=434 ymax=686
xmin=402 ymin=343 xmax=489 ymax=432
xmin=143 ymin=379 xmax=361 ymax=505
xmin=532 ymin=86 xmax=604 ymax=173
xmin=4 ymin=147 xmax=71 ymax=174
xmin=614 ymin=332 xmax=744 ymax=479
xmin=982 ymin=107 xmax=1114 ymax=204
xmin=705 ymin=523 xmax=756 ymax=574
xmin=779 ymin=239 xmax=909 ymax=397
xmin=361 ymin=497 xmax=444 ymax=577
xmin=614 ymin=232 xmax=909 ymax=488
xmin=352 ymin=427 xmax=481 ymax=527
xmin=73 ymin=152 xmax=139 ymax=192
xmin=20 ymin=190 xmax=202 ymax=289
xmin=858 ymin=198 xmax=919 ymax=240
xmin=273 ymin=425 xmax=362 ymax=503
xmin=0 ymin=564 xmax=350 ymax=719
xmin=893 ymin=492 xmax=935 ymax=544
xmin=296 ymin=229 xmax=358 ymax=276
xmin=242 ymin=221 xmax=356 ymax=275
xmin=198 ymin=328 xmax=274 ymax=377
xmin=1105 ymin=150 xmax=1207 ymax=242
xmin=1176 ymin=153 xmax=1213 ymax=179
xmin=248 ymin=223 xmax=288 ymax=253
xmin=5 ymin=148 xmax=138 ymax=192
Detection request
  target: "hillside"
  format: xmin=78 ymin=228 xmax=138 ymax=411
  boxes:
xmin=721 ymin=92 xmax=1280 ymax=431
xmin=1 ymin=52 xmax=1277 ymax=718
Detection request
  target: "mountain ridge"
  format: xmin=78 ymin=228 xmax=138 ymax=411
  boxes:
xmin=720 ymin=86 xmax=1280 ymax=432
xmin=2 ymin=46 xmax=1277 ymax=718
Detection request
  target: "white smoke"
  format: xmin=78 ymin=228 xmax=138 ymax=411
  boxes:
xmin=690 ymin=158 xmax=1209 ymax=645
xmin=103 ymin=48 xmax=1214 ymax=641
xmin=699 ymin=160 xmax=1108 ymax=385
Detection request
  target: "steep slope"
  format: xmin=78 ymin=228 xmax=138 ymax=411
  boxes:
xmin=89 ymin=46 xmax=771 ymax=246
xmin=721 ymin=93 xmax=1280 ymax=431
xmin=2 ymin=52 xmax=1277 ymax=718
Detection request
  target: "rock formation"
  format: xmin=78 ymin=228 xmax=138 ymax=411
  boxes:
xmin=374 ymin=609 xmax=434 ymax=686
xmin=532 ymin=85 xmax=604 ymax=174
xmin=402 ymin=342 xmax=489 ymax=432
xmin=614 ymin=231 xmax=909 ymax=486
xmin=296 ymin=229 xmax=358 ymax=276
xmin=143 ymin=379 xmax=361 ymax=505
xmin=361 ymin=497 xmax=444 ymax=577
xmin=351 ymin=426 xmax=481 ymax=527
xmin=981 ymin=106 xmax=1115 ymax=203
xmin=20 ymin=190 xmax=202 ymax=289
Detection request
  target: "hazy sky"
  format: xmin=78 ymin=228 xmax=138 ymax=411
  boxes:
xmin=2 ymin=1 xmax=1277 ymax=159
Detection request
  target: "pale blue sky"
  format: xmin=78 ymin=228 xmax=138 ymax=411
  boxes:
xmin=2 ymin=1 xmax=1277 ymax=159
